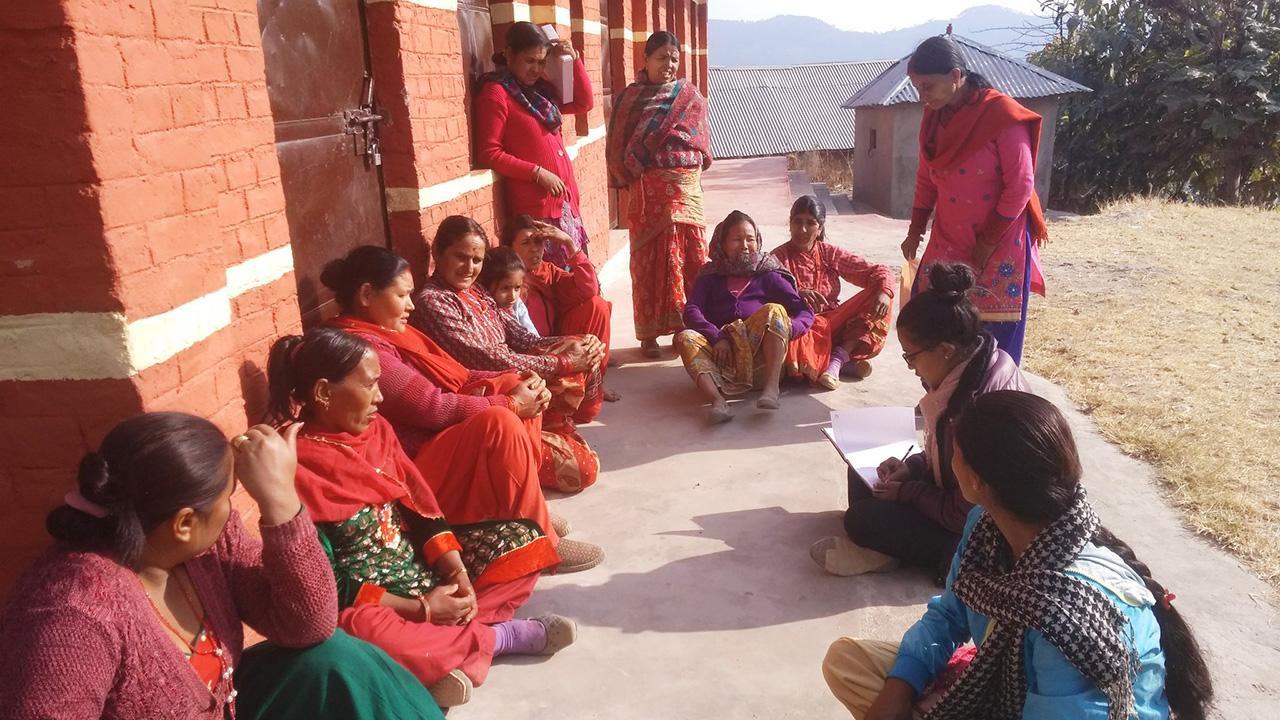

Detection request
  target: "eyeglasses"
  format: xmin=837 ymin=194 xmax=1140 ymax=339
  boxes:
xmin=902 ymin=344 xmax=939 ymax=364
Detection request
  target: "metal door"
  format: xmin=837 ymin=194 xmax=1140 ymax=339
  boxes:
xmin=257 ymin=0 xmax=388 ymax=325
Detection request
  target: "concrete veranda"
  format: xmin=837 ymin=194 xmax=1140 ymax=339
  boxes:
xmin=464 ymin=158 xmax=1280 ymax=718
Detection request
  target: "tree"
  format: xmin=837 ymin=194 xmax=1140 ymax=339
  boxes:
xmin=1032 ymin=0 xmax=1280 ymax=210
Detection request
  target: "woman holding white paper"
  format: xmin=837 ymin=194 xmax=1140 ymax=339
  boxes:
xmin=475 ymin=22 xmax=595 ymax=268
xmin=810 ymin=263 xmax=1029 ymax=581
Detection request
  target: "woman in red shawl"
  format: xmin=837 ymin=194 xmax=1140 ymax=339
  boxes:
xmin=268 ymin=327 xmax=578 ymax=708
xmin=606 ymin=31 xmax=712 ymax=358
xmin=316 ymin=246 xmax=605 ymax=568
xmin=499 ymin=214 xmax=620 ymax=402
xmin=900 ymin=35 xmax=1048 ymax=365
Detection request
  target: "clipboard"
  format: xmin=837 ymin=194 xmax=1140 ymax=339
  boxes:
xmin=821 ymin=407 xmax=918 ymax=490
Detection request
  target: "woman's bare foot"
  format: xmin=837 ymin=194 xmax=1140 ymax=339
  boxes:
xmin=757 ymin=387 xmax=781 ymax=410
xmin=604 ymin=388 xmax=622 ymax=402
xmin=708 ymin=400 xmax=734 ymax=424
xmin=640 ymin=338 xmax=661 ymax=358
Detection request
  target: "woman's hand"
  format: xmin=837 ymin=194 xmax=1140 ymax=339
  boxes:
xmin=424 ymin=584 xmax=475 ymax=626
xmin=550 ymin=40 xmax=579 ymax=60
xmin=873 ymin=292 xmax=891 ymax=319
xmin=863 ymin=678 xmax=916 ymax=720
xmin=562 ymin=340 xmax=596 ymax=372
xmin=507 ymin=377 xmax=550 ymax=418
xmin=579 ymin=334 xmax=606 ymax=365
xmin=532 ymin=220 xmax=577 ymax=253
xmin=876 ymin=457 xmax=906 ymax=481
xmin=533 ymin=166 xmax=566 ymax=197
xmin=713 ymin=338 xmax=733 ymax=369
xmin=872 ymin=479 xmax=904 ymax=502
xmin=799 ymin=288 xmax=830 ymax=313
xmin=233 ymin=423 xmax=303 ymax=526
xmin=901 ymin=234 xmax=923 ymax=261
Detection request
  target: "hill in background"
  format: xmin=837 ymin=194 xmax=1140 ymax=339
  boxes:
xmin=708 ymin=5 xmax=1051 ymax=66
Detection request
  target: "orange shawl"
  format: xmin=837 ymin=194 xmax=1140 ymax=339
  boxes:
xmin=920 ymin=88 xmax=1049 ymax=245
xmin=330 ymin=315 xmax=471 ymax=393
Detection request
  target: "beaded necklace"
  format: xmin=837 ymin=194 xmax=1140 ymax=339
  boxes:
xmin=139 ymin=568 xmax=235 ymax=703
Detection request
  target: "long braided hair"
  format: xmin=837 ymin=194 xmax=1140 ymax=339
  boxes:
xmin=944 ymin=391 xmax=1214 ymax=720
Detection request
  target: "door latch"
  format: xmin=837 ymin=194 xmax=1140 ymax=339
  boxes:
xmin=345 ymin=73 xmax=384 ymax=166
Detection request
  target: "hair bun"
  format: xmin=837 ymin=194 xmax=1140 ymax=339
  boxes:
xmin=319 ymin=257 xmax=349 ymax=292
xmin=927 ymin=262 xmax=976 ymax=301
xmin=76 ymin=452 xmax=115 ymax=505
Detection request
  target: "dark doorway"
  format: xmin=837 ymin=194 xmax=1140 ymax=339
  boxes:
xmin=257 ymin=0 xmax=390 ymax=325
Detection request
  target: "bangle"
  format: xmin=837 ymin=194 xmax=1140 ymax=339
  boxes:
xmin=532 ymin=164 xmax=542 ymax=180
xmin=444 ymin=567 xmax=468 ymax=581
xmin=418 ymin=595 xmax=431 ymax=623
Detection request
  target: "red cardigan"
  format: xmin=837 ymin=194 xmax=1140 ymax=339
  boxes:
xmin=474 ymin=59 xmax=595 ymax=218
xmin=0 ymin=510 xmax=337 ymax=720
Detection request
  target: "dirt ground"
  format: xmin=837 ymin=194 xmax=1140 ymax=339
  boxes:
xmin=1024 ymin=198 xmax=1280 ymax=588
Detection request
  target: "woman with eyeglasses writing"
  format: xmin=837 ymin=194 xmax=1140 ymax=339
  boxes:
xmin=810 ymin=262 xmax=1029 ymax=581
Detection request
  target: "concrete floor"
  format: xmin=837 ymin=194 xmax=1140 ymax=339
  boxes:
xmin=463 ymin=158 xmax=1280 ymax=719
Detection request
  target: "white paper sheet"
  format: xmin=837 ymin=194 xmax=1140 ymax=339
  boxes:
xmin=822 ymin=407 xmax=918 ymax=490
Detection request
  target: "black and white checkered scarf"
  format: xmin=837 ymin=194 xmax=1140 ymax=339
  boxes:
xmin=926 ymin=487 xmax=1138 ymax=720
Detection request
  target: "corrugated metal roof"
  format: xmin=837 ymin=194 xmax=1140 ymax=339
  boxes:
xmin=843 ymin=34 xmax=1089 ymax=108
xmin=707 ymin=60 xmax=895 ymax=159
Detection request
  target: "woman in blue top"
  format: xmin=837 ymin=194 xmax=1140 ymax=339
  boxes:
xmin=823 ymin=391 xmax=1213 ymax=720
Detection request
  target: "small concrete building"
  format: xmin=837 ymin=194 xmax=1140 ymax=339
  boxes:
xmin=843 ymin=34 xmax=1088 ymax=218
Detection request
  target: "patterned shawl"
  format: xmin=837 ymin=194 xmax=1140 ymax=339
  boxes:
xmin=479 ymin=69 xmax=562 ymax=131
xmin=927 ymin=486 xmax=1138 ymax=720
xmin=699 ymin=213 xmax=787 ymax=278
xmin=606 ymin=72 xmax=711 ymax=188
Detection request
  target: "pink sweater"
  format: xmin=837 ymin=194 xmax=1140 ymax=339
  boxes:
xmin=358 ymin=331 xmax=509 ymax=457
xmin=0 ymin=510 xmax=337 ymax=720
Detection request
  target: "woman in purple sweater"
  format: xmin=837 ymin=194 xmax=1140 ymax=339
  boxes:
xmin=676 ymin=210 xmax=814 ymax=423
xmin=0 ymin=413 xmax=444 ymax=720
xmin=810 ymin=263 xmax=1030 ymax=583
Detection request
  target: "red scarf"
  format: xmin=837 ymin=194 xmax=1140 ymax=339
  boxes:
xmin=920 ymin=88 xmax=1049 ymax=245
xmin=294 ymin=415 xmax=444 ymax=523
xmin=330 ymin=315 xmax=471 ymax=392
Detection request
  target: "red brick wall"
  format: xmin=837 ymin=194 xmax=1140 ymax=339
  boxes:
xmin=0 ymin=0 xmax=297 ymax=596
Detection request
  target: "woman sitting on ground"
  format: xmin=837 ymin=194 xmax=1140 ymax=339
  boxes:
xmin=501 ymin=214 xmax=618 ymax=403
xmin=413 ymin=216 xmax=604 ymax=491
xmin=823 ymin=391 xmax=1213 ymax=720
xmin=0 ymin=413 xmax=445 ymax=720
xmin=810 ymin=262 xmax=1028 ymax=579
xmin=267 ymin=328 xmax=576 ymax=709
xmin=319 ymin=246 xmax=603 ymax=563
xmin=676 ymin=210 xmax=814 ymax=423
xmin=771 ymin=195 xmax=894 ymax=389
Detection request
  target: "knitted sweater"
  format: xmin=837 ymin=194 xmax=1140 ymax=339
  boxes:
xmin=357 ymin=330 xmax=509 ymax=457
xmin=0 ymin=510 xmax=337 ymax=720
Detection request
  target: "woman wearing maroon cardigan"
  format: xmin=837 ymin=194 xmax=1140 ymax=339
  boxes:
xmin=0 ymin=413 xmax=444 ymax=719
xmin=475 ymin=21 xmax=595 ymax=267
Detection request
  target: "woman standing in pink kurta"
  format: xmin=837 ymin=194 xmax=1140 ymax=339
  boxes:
xmin=900 ymin=35 xmax=1048 ymax=364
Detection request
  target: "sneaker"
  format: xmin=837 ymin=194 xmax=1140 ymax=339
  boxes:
xmin=553 ymin=538 xmax=605 ymax=573
xmin=427 ymin=669 xmax=472 ymax=707
xmin=550 ymin=513 xmax=572 ymax=537
xmin=533 ymin=613 xmax=578 ymax=655
xmin=809 ymin=536 xmax=900 ymax=576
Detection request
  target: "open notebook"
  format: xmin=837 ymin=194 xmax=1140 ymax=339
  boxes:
xmin=821 ymin=406 xmax=919 ymax=490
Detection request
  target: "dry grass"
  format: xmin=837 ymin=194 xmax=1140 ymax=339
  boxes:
xmin=788 ymin=150 xmax=856 ymax=194
xmin=1025 ymin=198 xmax=1280 ymax=587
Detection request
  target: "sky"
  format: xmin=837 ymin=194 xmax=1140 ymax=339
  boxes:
xmin=708 ymin=1 xmax=1047 ymax=33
